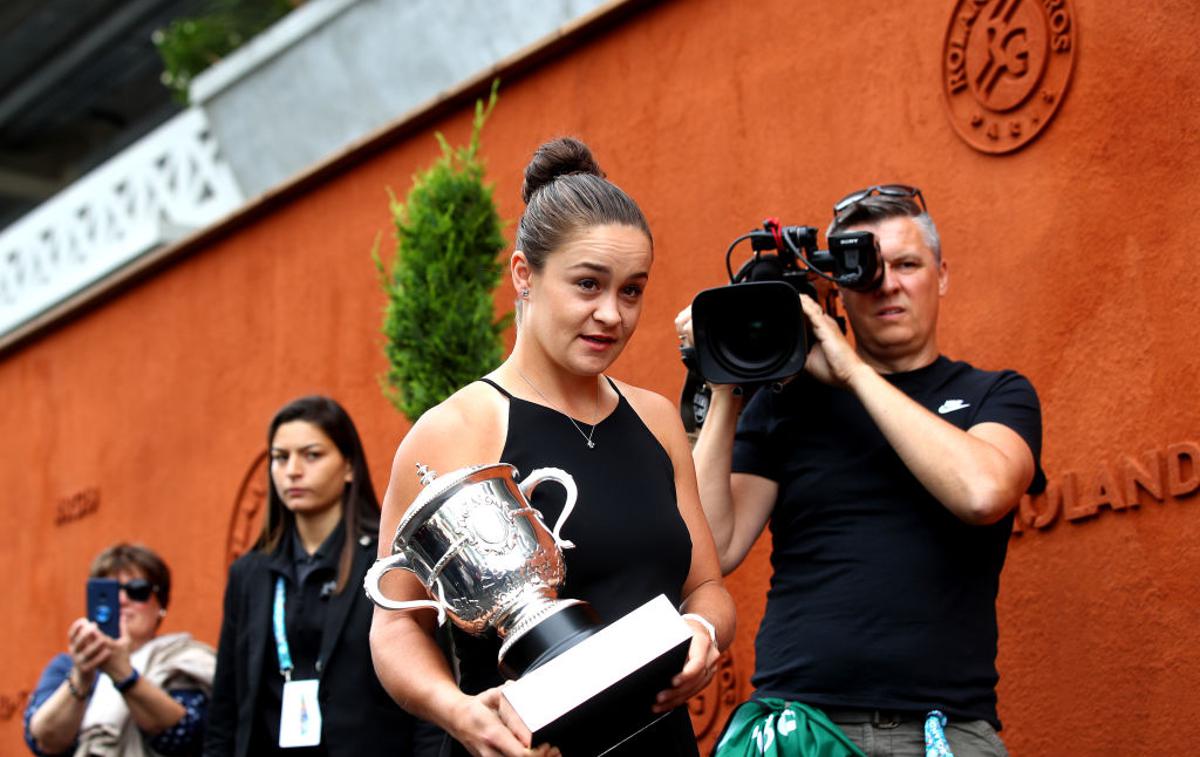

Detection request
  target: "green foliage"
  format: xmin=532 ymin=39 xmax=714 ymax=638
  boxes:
xmin=374 ymin=82 xmax=510 ymax=422
xmin=154 ymin=0 xmax=298 ymax=103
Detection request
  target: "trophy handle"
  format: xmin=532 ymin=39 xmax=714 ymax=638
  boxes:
xmin=519 ymin=466 xmax=577 ymax=550
xmin=363 ymin=553 xmax=448 ymax=625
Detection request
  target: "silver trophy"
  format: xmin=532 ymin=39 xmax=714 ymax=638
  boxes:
xmin=364 ymin=462 xmax=600 ymax=677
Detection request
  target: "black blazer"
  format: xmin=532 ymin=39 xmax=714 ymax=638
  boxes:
xmin=203 ymin=532 xmax=439 ymax=757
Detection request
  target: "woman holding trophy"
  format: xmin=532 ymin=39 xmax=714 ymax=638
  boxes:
xmin=369 ymin=137 xmax=735 ymax=756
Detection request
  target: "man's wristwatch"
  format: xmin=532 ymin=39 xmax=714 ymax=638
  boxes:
xmin=113 ymin=668 xmax=141 ymax=694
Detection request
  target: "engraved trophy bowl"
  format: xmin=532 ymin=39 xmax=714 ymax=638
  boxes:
xmin=364 ymin=462 xmax=600 ymax=679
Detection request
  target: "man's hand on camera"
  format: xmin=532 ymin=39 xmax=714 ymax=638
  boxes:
xmin=673 ymin=305 xmax=695 ymax=349
xmin=674 ymin=305 xmax=740 ymax=397
xmin=799 ymin=294 xmax=869 ymax=388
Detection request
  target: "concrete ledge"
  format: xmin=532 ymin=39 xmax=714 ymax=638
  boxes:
xmin=0 ymin=0 xmax=655 ymax=358
xmin=189 ymin=0 xmax=362 ymax=105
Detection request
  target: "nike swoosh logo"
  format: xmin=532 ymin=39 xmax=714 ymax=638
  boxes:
xmin=938 ymin=399 xmax=971 ymax=414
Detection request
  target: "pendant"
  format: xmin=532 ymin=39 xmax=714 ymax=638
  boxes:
xmin=587 ymin=440 xmax=595 ymax=449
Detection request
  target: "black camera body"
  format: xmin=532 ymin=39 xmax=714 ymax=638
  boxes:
xmin=688 ymin=219 xmax=883 ymax=386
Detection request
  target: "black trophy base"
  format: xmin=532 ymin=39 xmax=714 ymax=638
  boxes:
xmin=501 ymin=595 xmax=693 ymax=757
xmin=498 ymin=602 xmax=601 ymax=680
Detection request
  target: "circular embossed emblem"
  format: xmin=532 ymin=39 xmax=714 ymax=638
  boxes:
xmin=226 ymin=450 xmax=269 ymax=568
xmin=942 ymin=0 xmax=1076 ymax=154
xmin=468 ymin=504 xmax=510 ymax=545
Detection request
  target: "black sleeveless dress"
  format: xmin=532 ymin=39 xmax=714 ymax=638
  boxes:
xmin=441 ymin=377 xmax=698 ymax=756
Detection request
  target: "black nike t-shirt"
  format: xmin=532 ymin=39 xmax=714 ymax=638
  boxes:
xmin=732 ymin=355 xmax=1045 ymax=728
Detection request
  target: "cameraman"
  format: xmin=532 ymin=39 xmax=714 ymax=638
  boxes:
xmin=676 ymin=186 xmax=1044 ymax=756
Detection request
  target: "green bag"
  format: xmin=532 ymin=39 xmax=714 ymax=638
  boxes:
xmin=713 ymin=698 xmax=867 ymax=757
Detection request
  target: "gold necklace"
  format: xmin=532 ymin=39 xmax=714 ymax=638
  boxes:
xmin=515 ymin=367 xmax=600 ymax=449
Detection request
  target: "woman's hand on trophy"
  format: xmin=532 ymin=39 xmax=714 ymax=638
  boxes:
xmin=652 ymin=618 xmax=720 ymax=713
xmin=450 ymin=687 xmax=560 ymax=757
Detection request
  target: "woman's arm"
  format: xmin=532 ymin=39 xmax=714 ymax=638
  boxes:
xmin=370 ymin=604 xmax=537 ymax=757
xmin=147 ymin=689 xmax=208 ymax=756
xmin=25 ymin=653 xmax=85 ymax=756
xmin=620 ymin=384 xmax=737 ymax=714
xmin=98 ymin=641 xmax=186 ymax=735
xmin=369 ymin=390 xmax=555 ymax=757
xmin=28 ymin=619 xmax=114 ymax=755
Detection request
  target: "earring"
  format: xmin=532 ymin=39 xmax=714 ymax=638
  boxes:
xmin=520 ymin=288 xmax=530 ymax=298
xmin=159 ymin=609 xmax=167 ymax=618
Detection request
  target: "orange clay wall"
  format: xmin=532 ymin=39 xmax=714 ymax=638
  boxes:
xmin=3 ymin=1 xmax=1198 ymax=753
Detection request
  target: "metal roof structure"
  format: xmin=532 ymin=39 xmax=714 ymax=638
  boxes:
xmin=0 ymin=0 xmax=205 ymax=228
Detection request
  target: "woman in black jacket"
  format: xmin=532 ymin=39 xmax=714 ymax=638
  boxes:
xmin=204 ymin=396 xmax=439 ymax=757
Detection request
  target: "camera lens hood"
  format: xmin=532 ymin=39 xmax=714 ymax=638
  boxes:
xmin=690 ymin=281 xmax=808 ymax=385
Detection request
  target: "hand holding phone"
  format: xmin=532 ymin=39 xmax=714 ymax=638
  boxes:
xmin=86 ymin=578 xmax=121 ymax=638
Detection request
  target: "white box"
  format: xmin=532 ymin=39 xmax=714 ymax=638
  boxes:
xmin=502 ymin=595 xmax=693 ymax=756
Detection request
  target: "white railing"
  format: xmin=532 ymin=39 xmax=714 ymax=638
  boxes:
xmin=0 ymin=108 xmax=243 ymax=337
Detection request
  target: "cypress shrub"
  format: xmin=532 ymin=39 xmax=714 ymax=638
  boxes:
xmin=374 ymin=83 xmax=509 ymax=422
xmin=154 ymin=0 xmax=298 ymax=103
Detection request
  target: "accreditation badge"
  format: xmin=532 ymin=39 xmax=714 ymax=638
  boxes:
xmin=279 ymin=679 xmax=322 ymax=747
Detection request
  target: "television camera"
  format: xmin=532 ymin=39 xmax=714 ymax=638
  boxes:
xmin=680 ymin=218 xmax=884 ymax=430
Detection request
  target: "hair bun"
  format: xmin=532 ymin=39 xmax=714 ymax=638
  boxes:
xmin=521 ymin=137 xmax=605 ymax=203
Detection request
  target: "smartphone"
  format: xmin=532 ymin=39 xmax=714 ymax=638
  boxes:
xmin=86 ymin=578 xmax=121 ymax=638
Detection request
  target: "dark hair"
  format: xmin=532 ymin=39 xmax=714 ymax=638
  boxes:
xmin=89 ymin=543 xmax=171 ymax=609
xmin=256 ymin=395 xmax=380 ymax=594
xmin=828 ymin=195 xmax=942 ymax=262
xmin=515 ymin=137 xmax=652 ymax=270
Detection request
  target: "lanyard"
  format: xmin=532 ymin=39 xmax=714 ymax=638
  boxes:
xmin=273 ymin=577 xmax=294 ymax=681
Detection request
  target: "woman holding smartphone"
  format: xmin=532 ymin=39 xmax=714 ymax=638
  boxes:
xmin=204 ymin=395 xmax=438 ymax=757
xmin=24 ymin=543 xmax=216 ymax=756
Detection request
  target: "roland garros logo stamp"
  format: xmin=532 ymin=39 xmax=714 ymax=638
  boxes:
xmin=226 ymin=449 xmax=268 ymax=567
xmin=942 ymin=0 xmax=1076 ymax=154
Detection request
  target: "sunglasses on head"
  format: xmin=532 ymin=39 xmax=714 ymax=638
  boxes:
xmin=119 ymin=578 xmax=159 ymax=603
xmin=833 ymin=184 xmax=927 ymax=217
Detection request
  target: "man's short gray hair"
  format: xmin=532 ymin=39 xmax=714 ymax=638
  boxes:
xmin=826 ymin=195 xmax=941 ymax=263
